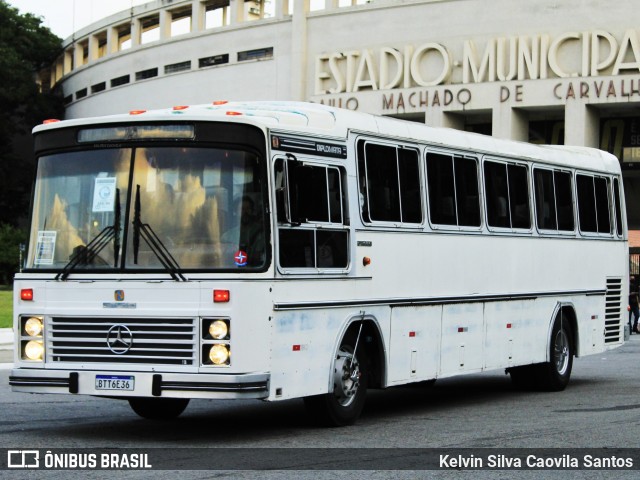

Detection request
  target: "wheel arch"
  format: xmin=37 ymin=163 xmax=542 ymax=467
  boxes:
xmin=331 ymin=313 xmax=386 ymax=391
xmin=547 ymin=303 xmax=579 ymax=360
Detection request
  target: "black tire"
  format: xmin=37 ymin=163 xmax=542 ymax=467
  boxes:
xmin=304 ymin=340 xmax=368 ymax=427
xmin=536 ymin=316 xmax=574 ymax=391
xmin=128 ymin=397 xmax=189 ymax=420
xmin=508 ymin=314 xmax=574 ymax=391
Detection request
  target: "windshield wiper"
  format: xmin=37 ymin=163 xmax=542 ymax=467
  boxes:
xmin=132 ymin=185 xmax=187 ymax=282
xmin=56 ymin=190 xmax=122 ymax=281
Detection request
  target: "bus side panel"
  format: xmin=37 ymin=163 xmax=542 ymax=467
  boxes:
xmin=439 ymin=303 xmax=484 ymax=376
xmin=387 ymin=305 xmax=441 ymax=385
xmin=267 ymin=305 xmax=391 ymax=401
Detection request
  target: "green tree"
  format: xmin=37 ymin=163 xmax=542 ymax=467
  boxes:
xmin=0 ymin=223 xmax=26 ymax=284
xmin=0 ymin=1 xmax=63 ymax=226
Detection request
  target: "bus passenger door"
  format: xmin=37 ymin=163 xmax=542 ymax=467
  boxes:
xmin=387 ymin=306 xmax=441 ymax=385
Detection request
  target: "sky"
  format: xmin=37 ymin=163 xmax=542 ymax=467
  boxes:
xmin=7 ymin=0 xmax=150 ymax=39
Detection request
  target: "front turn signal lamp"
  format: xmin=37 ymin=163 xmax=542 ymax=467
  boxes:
xmin=208 ymin=344 xmax=230 ymax=365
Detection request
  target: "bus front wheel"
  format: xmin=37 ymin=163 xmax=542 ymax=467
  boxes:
xmin=304 ymin=340 xmax=368 ymax=427
xmin=128 ymin=397 xmax=190 ymax=420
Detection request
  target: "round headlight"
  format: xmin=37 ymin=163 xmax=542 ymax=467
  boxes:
xmin=24 ymin=317 xmax=43 ymax=337
xmin=209 ymin=320 xmax=228 ymax=340
xmin=24 ymin=340 xmax=44 ymax=361
xmin=209 ymin=344 xmax=230 ymax=365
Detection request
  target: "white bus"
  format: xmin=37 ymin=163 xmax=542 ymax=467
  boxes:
xmin=10 ymin=101 xmax=627 ymax=426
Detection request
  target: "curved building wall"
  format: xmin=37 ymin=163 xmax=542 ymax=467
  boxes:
xmin=50 ymin=0 xmax=640 ymax=231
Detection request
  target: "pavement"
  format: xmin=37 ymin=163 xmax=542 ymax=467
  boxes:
xmin=0 ymin=328 xmax=13 ymax=366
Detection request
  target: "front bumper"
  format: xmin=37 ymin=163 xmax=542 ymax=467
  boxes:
xmin=9 ymin=368 xmax=269 ymax=400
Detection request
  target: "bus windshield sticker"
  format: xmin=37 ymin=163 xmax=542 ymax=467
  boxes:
xmin=234 ymin=250 xmax=248 ymax=267
xmin=92 ymin=177 xmax=117 ymax=212
xmin=34 ymin=231 xmax=57 ymax=265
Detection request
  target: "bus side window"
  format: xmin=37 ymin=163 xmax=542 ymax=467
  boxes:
xmin=485 ymin=160 xmax=530 ymax=230
xmin=275 ymin=157 xmax=349 ymax=270
xmin=426 ymin=151 xmax=480 ymax=228
xmin=614 ymin=178 xmax=623 ymax=236
xmin=484 ymin=161 xmax=511 ymax=228
xmin=534 ymin=168 xmax=557 ymax=230
xmin=577 ymin=174 xmax=611 ymax=234
xmin=555 ymin=171 xmax=574 ymax=232
xmin=358 ymin=140 xmax=422 ymax=225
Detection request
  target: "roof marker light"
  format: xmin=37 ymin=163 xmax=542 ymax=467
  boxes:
xmin=226 ymin=111 xmax=243 ymax=116
xmin=173 ymin=105 xmax=189 ymax=111
xmin=213 ymin=100 xmax=228 ymax=105
xmin=129 ymin=110 xmax=146 ymax=115
xmin=43 ymin=119 xmax=60 ymax=124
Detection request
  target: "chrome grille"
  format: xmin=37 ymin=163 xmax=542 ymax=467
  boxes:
xmin=604 ymin=278 xmax=622 ymax=344
xmin=48 ymin=317 xmax=196 ymax=365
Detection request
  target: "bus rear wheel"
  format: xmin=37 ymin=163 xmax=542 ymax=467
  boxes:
xmin=304 ymin=340 xmax=368 ymax=427
xmin=509 ymin=315 xmax=573 ymax=391
xmin=128 ymin=397 xmax=190 ymax=420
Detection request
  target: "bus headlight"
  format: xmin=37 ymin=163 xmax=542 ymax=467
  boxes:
xmin=208 ymin=344 xmax=230 ymax=365
xmin=209 ymin=320 xmax=229 ymax=340
xmin=24 ymin=316 xmax=43 ymax=337
xmin=24 ymin=340 xmax=44 ymax=361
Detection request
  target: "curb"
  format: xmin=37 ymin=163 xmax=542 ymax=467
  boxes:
xmin=0 ymin=328 xmax=13 ymax=350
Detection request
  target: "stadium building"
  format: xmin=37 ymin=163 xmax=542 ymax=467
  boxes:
xmin=46 ymin=0 xmax=640 ymax=240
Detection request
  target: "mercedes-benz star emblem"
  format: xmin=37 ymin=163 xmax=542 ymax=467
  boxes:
xmin=106 ymin=324 xmax=133 ymax=355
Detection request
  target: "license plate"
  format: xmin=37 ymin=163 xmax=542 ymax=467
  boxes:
xmin=95 ymin=375 xmax=135 ymax=391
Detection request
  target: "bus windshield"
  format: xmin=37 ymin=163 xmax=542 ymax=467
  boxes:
xmin=27 ymin=146 xmax=268 ymax=273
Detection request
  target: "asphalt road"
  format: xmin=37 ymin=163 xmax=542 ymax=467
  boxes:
xmin=1 ymin=336 xmax=639 ymax=479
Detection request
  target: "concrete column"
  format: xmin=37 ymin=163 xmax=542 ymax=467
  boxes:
xmin=192 ymin=0 xmax=205 ymax=31
xmin=424 ymin=108 xmax=445 ymax=127
xmin=74 ymin=42 xmax=84 ymax=67
xmin=159 ymin=9 xmax=171 ymax=39
xmin=492 ymin=104 xmax=528 ymax=142
xmin=565 ymin=101 xmax=599 ymax=148
xmin=290 ymin=0 xmax=310 ymax=101
xmin=63 ymin=49 xmax=73 ymax=74
xmin=88 ymin=35 xmax=99 ymax=61
xmin=276 ymin=0 xmax=290 ymax=17
xmin=106 ymin=26 xmax=117 ymax=54
xmin=230 ymin=0 xmax=245 ymax=25
xmin=328 ymin=0 xmax=340 ymax=9
xmin=442 ymin=111 xmax=466 ymax=130
xmin=131 ymin=19 xmax=141 ymax=47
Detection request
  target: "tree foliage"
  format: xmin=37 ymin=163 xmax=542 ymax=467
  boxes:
xmin=0 ymin=1 xmax=63 ymax=226
xmin=0 ymin=223 xmax=26 ymax=283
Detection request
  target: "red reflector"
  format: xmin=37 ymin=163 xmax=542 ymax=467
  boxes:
xmin=292 ymin=345 xmax=301 ymax=351
xmin=129 ymin=110 xmax=146 ymax=115
xmin=21 ymin=289 xmax=34 ymax=301
xmin=506 ymin=323 xmax=512 ymax=329
xmin=409 ymin=331 xmax=416 ymax=337
xmin=458 ymin=327 xmax=465 ymax=333
xmin=226 ymin=111 xmax=243 ymax=116
xmin=213 ymin=289 xmax=230 ymax=303
xmin=362 ymin=256 xmax=371 ymax=266
xmin=173 ymin=105 xmax=189 ymax=110
xmin=43 ymin=119 xmax=60 ymax=124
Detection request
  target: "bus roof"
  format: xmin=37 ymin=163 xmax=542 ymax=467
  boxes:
xmin=35 ymin=101 xmax=621 ymax=174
